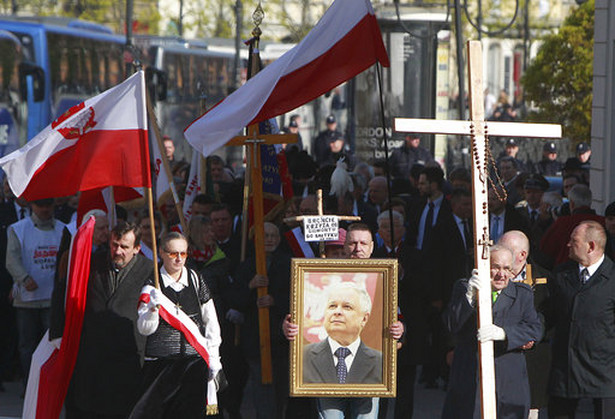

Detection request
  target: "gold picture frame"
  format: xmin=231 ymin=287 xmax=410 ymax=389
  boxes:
xmin=289 ymin=258 xmax=398 ymax=398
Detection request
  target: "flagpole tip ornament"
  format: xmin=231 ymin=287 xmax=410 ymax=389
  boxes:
xmin=252 ymin=2 xmax=264 ymax=37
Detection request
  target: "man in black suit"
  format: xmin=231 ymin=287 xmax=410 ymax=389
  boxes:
xmin=488 ymin=186 xmax=530 ymax=244
xmin=303 ymin=282 xmax=382 ymax=384
xmin=50 ymin=221 xmax=154 ymax=418
xmin=546 ymin=220 xmax=615 ymax=418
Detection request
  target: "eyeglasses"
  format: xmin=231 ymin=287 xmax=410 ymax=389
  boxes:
xmin=165 ymin=250 xmax=188 ymax=259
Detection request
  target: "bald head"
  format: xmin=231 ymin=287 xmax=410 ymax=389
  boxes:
xmin=498 ymin=230 xmax=530 ymax=275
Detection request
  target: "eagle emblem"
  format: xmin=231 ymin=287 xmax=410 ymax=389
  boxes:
xmin=51 ymin=102 xmax=97 ymax=140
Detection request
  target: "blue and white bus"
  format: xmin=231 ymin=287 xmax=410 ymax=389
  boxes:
xmin=0 ymin=30 xmax=31 ymax=158
xmin=0 ymin=17 xmax=128 ymax=141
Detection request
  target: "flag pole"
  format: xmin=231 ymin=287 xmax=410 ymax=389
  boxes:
xmin=144 ymin=186 xmax=161 ymax=289
xmin=145 ymin=96 xmax=188 ymax=233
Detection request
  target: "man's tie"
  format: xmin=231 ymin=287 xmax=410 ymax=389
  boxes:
xmin=423 ymin=202 xmax=435 ymax=248
xmin=491 ymin=216 xmax=501 ymax=243
xmin=580 ymin=268 xmax=590 ymax=284
xmin=492 ymin=291 xmax=499 ymax=303
xmin=335 ymin=347 xmax=351 ymax=384
xmin=462 ymin=219 xmax=472 ymax=250
xmin=530 ymin=210 xmax=538 ymax=224
xmin=19 ymin=207 xmax=26 ymax=219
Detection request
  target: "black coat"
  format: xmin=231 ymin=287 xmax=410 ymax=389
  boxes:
xmin=65 ymin=252 xmax=154 ymax=415
xmin=233 ymin=248 xmax=292 ymax=360
xmin=373 ymin=240 xmax=429 ymax=365
xmin=546 ymin=257 xmax=615 ymax=398
xmin=442 ymin=279 xmax=542 ymax=419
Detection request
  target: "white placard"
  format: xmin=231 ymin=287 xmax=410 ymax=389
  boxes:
xmin=303 ymin=216 xmax=339 ymax=242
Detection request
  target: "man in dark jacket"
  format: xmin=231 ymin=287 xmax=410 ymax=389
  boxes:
xmin=442 ymin=245 xmax=542 ymax=419
xmin=389 ymin=134 xmax=434 ymax=179
xmin=50 ymin=221 xmax=154 ymax=418
xmin=545 ymin=220 xmax=615 ymax=418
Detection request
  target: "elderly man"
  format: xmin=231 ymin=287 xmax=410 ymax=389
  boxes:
xmin=234 ymin=222 xmax=293 ymax=419
xmin=303 ymin=282 xmax=381 ymax=384
xmin=545 ymin=220 xmax=615 ymax=419
xmin=285 ymin=223 xmax=403 ymax=419
xmin=442 ymin=245 xmax=543 ymax=419
xmin=498 ymin=231 xmax=551 ymax=418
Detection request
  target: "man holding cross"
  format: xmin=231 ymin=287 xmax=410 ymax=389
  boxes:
xmin=442 ymin=245 xmax=542 ymax=418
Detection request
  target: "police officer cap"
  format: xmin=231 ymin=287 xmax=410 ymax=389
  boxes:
xmin=543 ymin=142 xmax=557 ymax=153
xmin=289 ymin=120 xmax=298 ymax=128
xmin=523 ymin=174 xmax=549 ymax=191
xmin=326 ymin=114 xmax=336 ymax=124
xmin=505 ymin=138 xmax=518 ymax=147
xmin=576 ymin=142 xmax=590 ymax=155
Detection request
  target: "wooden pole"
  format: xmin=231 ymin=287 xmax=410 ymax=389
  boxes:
xmin=249 ymin=129 xmax=273 ymax=383
xmin=144 ymin=186 xmax=161 ymax=289
xmin=145 ymin=96 xmax=188 ymax=233
xmin=466 ymin=40 xmax=497 ymax=419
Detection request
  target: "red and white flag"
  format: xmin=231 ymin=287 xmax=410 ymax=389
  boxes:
xmin=23 ymin=217 xmax=95 ymax=419
xmin=284 ymin=227 xmax=315 ymax=258
xmin=184 ymin=0 xmax=389 ymax=156
xmin=0 ymin=71 xmax=151 ymax=200
xmin=182 ymin=150 xmax=203 ymax=225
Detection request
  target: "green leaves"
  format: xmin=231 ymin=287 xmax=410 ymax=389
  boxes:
xmin=522 ymin=0 xmax=594 ymax=143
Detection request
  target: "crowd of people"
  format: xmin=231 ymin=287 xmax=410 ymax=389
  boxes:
xmin=1 ymin=114 xmax=614 ymax=419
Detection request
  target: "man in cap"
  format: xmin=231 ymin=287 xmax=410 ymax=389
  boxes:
xmin=6 ymin=198 xmax=65 ymax=381
xmin=389 ymin=133 xmax=434 ymax=180
xmin=534 ymin=142 xmax=563 ymax=176
xmin=313 ymin=114 xmax=343 ymax=164
xmin=282 ymin=119 xmax=303 ymax=152
xmin=497 ymin=138 xmax=527 ymax=172
xmin=576 ymin=142 xmax=591 ymax=166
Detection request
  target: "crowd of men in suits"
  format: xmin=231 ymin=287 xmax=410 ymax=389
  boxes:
xmin=1 ymin=126 xmax=615 ymax=419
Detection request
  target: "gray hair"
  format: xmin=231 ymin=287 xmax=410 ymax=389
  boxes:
xmin=326 ymin=282 xmax=372 ymax=314
xmin=81 ymin=209 xmax=107 ymax=227
xmin=568 ymin=184 xmax=592 ymax=208
xmin=490 ymin=244 xmax=514 ymax=260
xmin=377 ymin=210 xmax=404 ymax=227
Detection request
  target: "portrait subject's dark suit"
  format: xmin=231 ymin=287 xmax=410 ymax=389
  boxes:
xmin=303 ymin=339 xmax=382 ymax=384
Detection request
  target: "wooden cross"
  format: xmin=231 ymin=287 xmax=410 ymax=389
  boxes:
xmin=394 ymin=40 xmax=561 ymax=419
xmin=283 ymin=189 xmax=361 ymax=257
xmin=226 ymin=126 xmax=297 ymax=384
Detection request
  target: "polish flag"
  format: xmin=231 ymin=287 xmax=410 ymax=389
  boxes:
xmin=182 ymin=150 xmax=203 ymax=224
xmin=284 ymin=227 xmax=315 ymax=258
xmin=0 ymin=71 xmax=151 ymax=200
xmin=184 ymin=0 xmax=389 ymax=156
xmin=22 ymin=217 xmax=95 ymax=419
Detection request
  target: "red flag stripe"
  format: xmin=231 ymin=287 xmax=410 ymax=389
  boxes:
xmin=250 ymin=13 xmax=387 ymax=124
xmin=20 ymin=129 xmax=149 ymax=200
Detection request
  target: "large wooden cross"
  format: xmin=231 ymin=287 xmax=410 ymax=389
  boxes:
xmin=394 ymin=40 xmax=561 ymax=419
xmin=226 ymin=126 xmax=297 ymax=384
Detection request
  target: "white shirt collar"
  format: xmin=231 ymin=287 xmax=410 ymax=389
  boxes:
xmin=160 ymin=266 xmax=189 ymax=292
xmin=328 ymin=336 xmax=361 ymax=358
xmin=579 ymin=254 xmax=605 ymax=278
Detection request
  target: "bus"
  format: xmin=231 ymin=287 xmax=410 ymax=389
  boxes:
xmin=135 ymin=36 xmax=239 ymax=164
xmin=0 ymin=30 xmax=28 ymax=158
xmin=0 ymin=17 xmax=128 ymax=141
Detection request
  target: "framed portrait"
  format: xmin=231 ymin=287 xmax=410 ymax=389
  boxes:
xmin=289 ymin=258 xmax=398 ymax=398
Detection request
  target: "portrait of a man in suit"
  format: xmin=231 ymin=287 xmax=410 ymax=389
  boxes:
xmin=303 ymin=281 xmax=382 ymax=384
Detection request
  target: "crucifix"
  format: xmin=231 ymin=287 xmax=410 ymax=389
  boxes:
xmin=394 ymin=40 xmax=561 ymax=419
xmin=283 ymin=189 xmax=361 ymax=257
xmin=224 ymin=6 xmax=298 ymax=384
